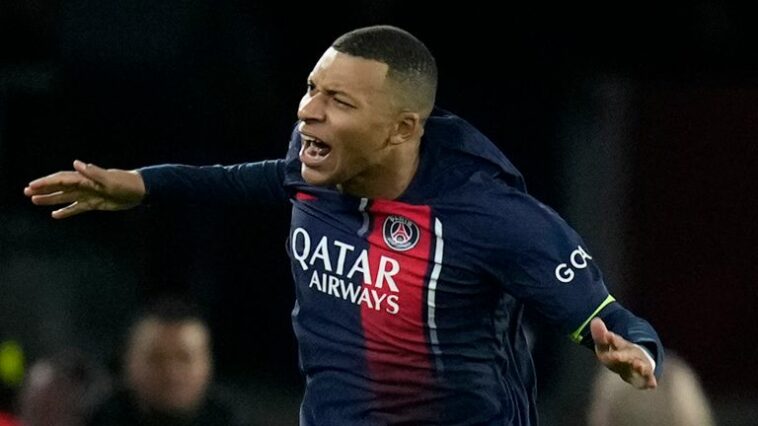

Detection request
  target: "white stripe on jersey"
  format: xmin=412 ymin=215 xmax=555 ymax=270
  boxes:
xmin=428 ymin=217 xmax=444 ymax=372
xmin=357 ymin=197 xmax=369 ymax=236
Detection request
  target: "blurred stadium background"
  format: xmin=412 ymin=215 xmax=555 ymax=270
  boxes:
xmin=1 ymin=2 xmax=755 ymax=424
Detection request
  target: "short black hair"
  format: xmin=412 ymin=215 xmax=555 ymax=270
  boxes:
xmin=125 ymin=297 xmax=209 ymax=349
xmin=138 ymin=296 xmax=206 ymax=324
xmin=332 ymin=25 xmax=437 ymax=117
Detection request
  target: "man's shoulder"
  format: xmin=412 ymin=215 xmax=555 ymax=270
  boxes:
xmin=433 ymin=184 xmax=569 ymax=248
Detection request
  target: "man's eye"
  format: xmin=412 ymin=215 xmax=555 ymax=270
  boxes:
xmin=306 ymin=82 xmax=315 ymax=92
xmin=334 ymin=98 xmax=352 ymax=107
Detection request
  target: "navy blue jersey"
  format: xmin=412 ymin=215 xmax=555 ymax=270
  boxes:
xmin=140 ymin=108 xmax=662 ymax=425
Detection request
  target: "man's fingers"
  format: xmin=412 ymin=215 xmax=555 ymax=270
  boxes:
xmin=51 ymin=201 xmax=92 ymax=219
xmin=598 ymin=348 xmax=657 ymax=389
xmin=632 ymin=357 xmax=656 ymax=387
xmin=26 ymin=171 xmax=91 ymax=194
xmin=627 ymin=358 xmax=657 ymax=389
xmin=592 ymin=319 xmax=658 ymax=390
xmin=602 ymin=348 xmax=645 ymax=368
xmin=647 ymin=373 xmax=658 ymax=389
xmin=26 ymin=161 xmax=137 ymax=219
xmin=30 ymin=191 xmax=83 ymax=206
xmin=27 ymin=171 xmax=77 ymax=190
xmin=25 ymin=160 xmax=105 ymax=195
xmin=630 ymin=358 xmax=648 ymax=376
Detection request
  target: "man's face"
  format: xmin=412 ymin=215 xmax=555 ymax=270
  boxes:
xmin=125 ymin=319 xmax=211 ymax=415
xmin=297 ymin=47 xmax=399 ymax=190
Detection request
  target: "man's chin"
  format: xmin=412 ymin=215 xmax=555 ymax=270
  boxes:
xmin=301 ymin=166 xmax=336 ymax=187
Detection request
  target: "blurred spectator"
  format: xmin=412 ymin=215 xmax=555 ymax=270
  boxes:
xmin=18 ymin=349 xmax=111 ymax=426
xmin=88 ymin=297 xmax=249 ymax=426
xmin=588 ymin=352 xmax=715 ymax=426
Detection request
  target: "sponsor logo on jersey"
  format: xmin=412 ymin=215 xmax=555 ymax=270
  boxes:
xmin=382 ymin=216 xmax=420 ymax=252
xmin=291 ymin=227 xmax=401 ymax=314
xmin=555 ymin=245 xmax=593 ymax=283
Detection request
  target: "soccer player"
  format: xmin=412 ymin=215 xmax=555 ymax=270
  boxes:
xmin=25 ymin=25 xmax=662 ymax=425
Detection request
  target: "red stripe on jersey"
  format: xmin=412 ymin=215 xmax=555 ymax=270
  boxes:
xmin=363 ymin=199 xmax=434 ymax=402
xmin=295 ymin=191 xmax=317 ymax=201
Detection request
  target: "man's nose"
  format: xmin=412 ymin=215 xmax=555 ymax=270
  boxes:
xmin=297 ymin=94 xmax=325 ymax=122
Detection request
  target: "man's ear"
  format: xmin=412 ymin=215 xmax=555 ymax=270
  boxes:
xmin=389 ymin=112 xmax=422 ymax=145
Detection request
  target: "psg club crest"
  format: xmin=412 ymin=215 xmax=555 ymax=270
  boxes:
xmin=382 ymin=215 xmax=420 ymax=252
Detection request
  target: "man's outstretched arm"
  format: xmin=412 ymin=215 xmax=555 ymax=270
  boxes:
xmin=24 ymin=160 xmax=146 ymax=219
xmin=25 ymin=159 xmax=289 ymax=218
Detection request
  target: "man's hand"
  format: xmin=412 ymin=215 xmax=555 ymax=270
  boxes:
xmin=24 ymin=160 xmax=146 ymax=219
xmin=591 ymin=317 xmax=657 ymax=390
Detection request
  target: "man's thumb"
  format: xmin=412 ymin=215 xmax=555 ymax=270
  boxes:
xmin=73 ymin=160 xmax=107 ymax=184
xmin=590 ymin=317 xmax=610 ymax=345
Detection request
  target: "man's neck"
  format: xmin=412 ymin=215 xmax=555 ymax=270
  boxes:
xmin=339 ymin=143 xmax=420 ymax=200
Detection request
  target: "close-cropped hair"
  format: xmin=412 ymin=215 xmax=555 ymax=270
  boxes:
xmin=332 ymin=25 xmax=438 ymax=116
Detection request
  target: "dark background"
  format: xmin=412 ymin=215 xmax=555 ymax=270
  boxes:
xmin=1 ymin=2 xmax=756 ymax=424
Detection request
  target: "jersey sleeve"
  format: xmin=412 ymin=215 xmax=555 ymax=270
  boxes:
xmin=485 ymin=191 xmax=663 ymax=375
xmin=138 ymin=160 xmax=288 ymax=206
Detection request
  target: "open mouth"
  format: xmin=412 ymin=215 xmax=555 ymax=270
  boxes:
xmin=299 ymin=133 xmax=332 ymax=165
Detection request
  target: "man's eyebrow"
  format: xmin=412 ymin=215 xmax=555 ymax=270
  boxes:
xmin=325 ymin=89 xmax=358 ymax=102
xmin=308 ymin=79 xmax=359 ymax=102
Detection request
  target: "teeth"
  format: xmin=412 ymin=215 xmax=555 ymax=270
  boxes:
xmin=300 ymin=132 xmax=331 ymax=159
xmin=302 ymin=134 xmax=327 ymax=147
